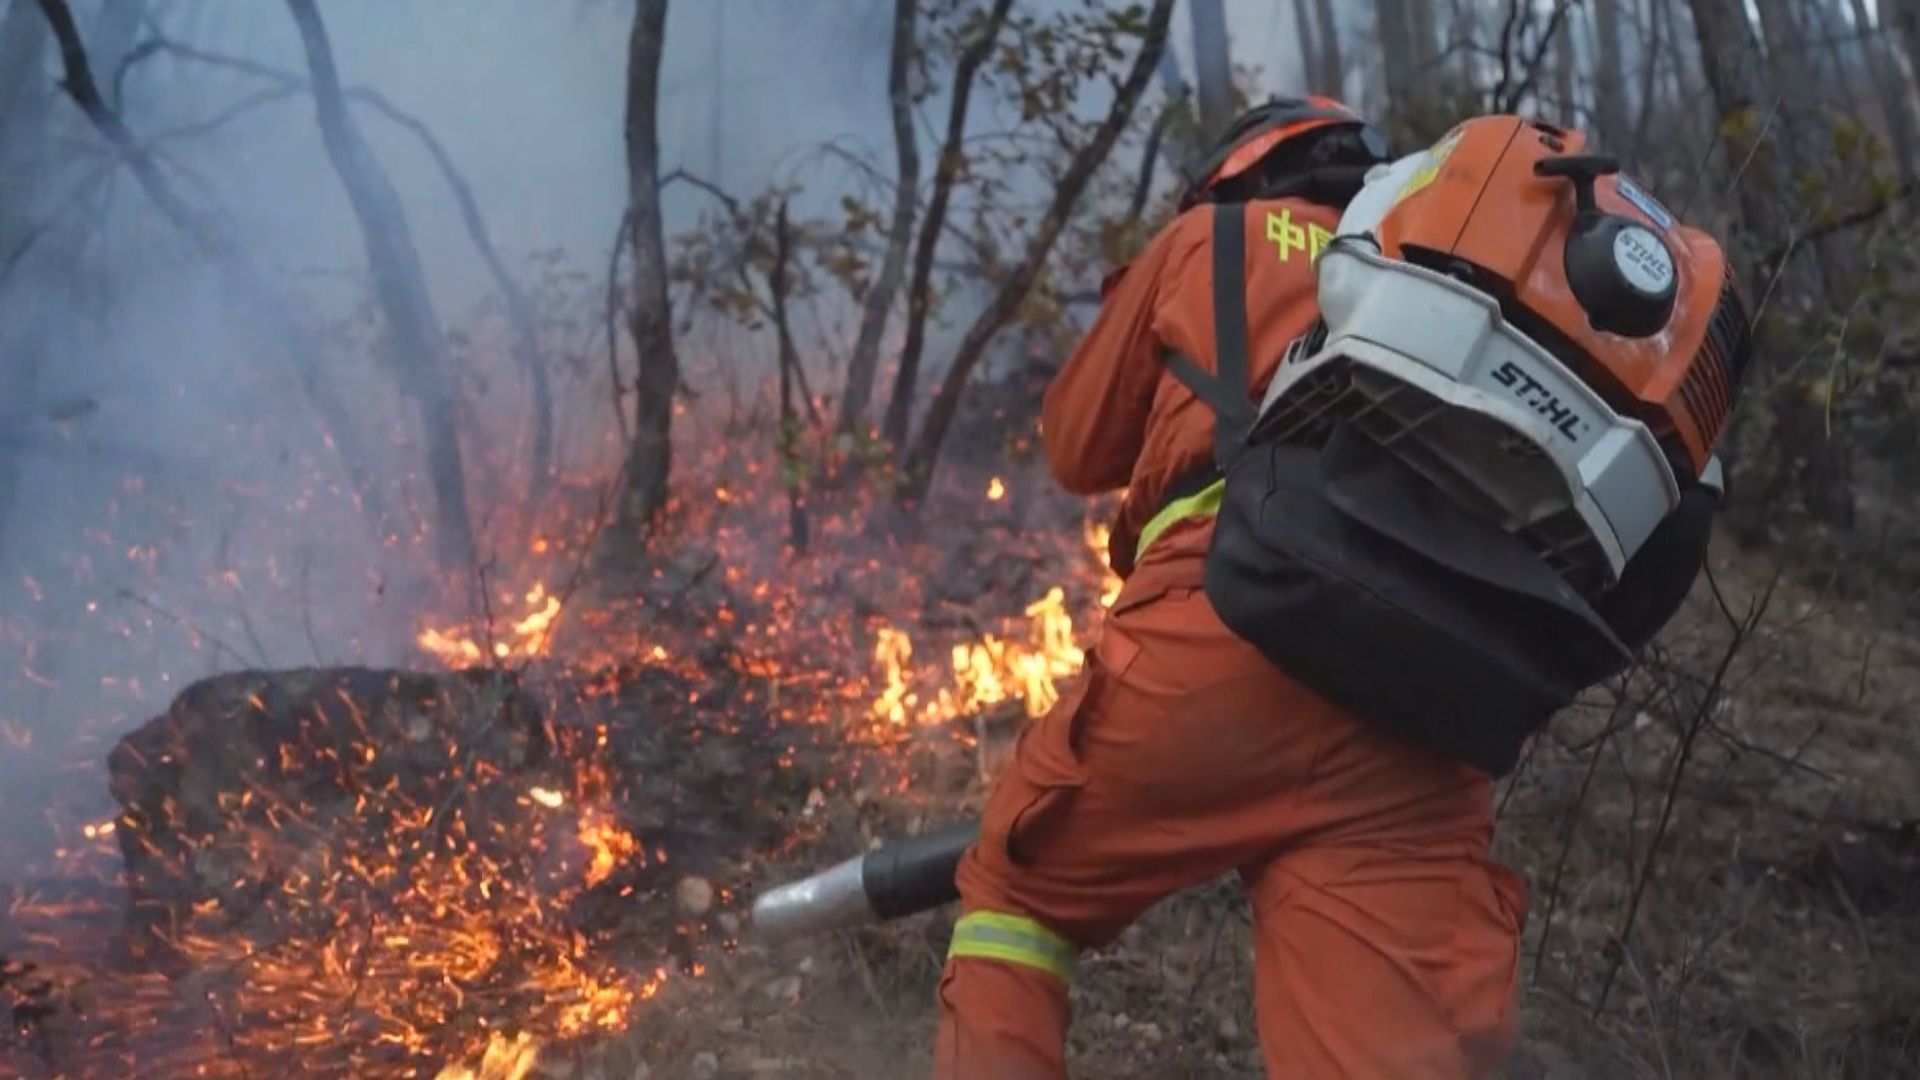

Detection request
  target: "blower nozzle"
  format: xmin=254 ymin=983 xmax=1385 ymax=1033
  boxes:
xmin=751 ymin=821 xmax=978 ymax=942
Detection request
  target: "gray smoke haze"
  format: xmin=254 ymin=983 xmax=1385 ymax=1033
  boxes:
xmin=0 ymin=0 xmax=1356 ymax=857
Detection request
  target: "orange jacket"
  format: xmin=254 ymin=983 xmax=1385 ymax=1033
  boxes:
xmin=1043 ymin=196 xmax=1338 ymax=582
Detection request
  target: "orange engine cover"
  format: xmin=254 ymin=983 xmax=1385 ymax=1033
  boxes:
xmin=1376 ymin=116 xmax=1750 ymax=476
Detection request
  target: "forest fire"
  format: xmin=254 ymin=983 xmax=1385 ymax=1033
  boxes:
xmin=0 ymin=442 xmax=1124 ymax=1078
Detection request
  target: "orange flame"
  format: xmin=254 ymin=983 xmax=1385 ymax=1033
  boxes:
xmin=433 ymin=1032 xmax=541 ymax=1080
xmin=417 ymin=583 xmax=564 ymax=667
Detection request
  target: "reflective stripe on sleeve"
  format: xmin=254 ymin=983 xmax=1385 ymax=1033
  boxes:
xmin=1134 ymin=478 xmax=1227 ymax=564
xmin=948 ymin=911 xmax=1078 ymax=983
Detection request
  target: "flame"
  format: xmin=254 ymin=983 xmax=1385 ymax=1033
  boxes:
xmin=417 ymin=583 xmax=564 ymax=667
xmin=1084 ymin=518 xmax=1123 ymax=608
xmin=5 ymin=368 xmax=1128 ymax=1075
xmin=871 ymin=625 xmax=916 ymax=725
xmin=578 ymin=810 xmax=639 ymax=889
xmin=873 ymin=586 xmax=1089 ymax=726
xmin=434 ymin=1032 xmax=541 ymax=1080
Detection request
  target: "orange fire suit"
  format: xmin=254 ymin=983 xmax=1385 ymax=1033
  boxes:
xmin=934 ymin=197 xmax=1528 ymax=1079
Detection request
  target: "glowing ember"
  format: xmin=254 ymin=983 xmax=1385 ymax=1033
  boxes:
xmin=81 ymin=818 xmax=116 ymax=839
xmin=987 ymin=476 xmax=1007 ymax=501
xmin=528 ymin=785 xmax=566 ymax=809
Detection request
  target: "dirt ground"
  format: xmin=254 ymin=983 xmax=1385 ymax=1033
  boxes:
xmin=574 ymin=538 xmax=1920 ymax=1080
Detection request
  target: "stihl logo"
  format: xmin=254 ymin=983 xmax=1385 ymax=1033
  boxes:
xmin=1491 ymin=361 xmax=1588 ymax=440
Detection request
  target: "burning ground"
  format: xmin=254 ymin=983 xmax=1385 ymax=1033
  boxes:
xmin=0 ymin=413 xmax=1127 ymax=1078
xmin=7 ymin=401 xmax=1919 ymax=1080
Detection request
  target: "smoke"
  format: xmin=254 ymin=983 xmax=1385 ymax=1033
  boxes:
xmin=0 ymin=0 xmax=1354 ymax=860
xmin=0 ymin=0 xmax=899 ymax=857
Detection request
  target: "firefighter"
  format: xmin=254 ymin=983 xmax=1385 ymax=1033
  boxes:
xmin=934 ymin=99 xmax=1527 ymax=1079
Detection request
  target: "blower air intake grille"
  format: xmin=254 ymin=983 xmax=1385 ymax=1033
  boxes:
xmin=1679 ymin=268 xmax=1752 ymax=449
xmin=1257 ymin=355 xmax=1610 ymax=590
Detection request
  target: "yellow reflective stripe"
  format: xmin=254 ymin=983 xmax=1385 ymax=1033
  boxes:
xmin=948 ymin=911 xmax=1077 ymax=982
xmin=1134 ymin=478 xmax=1226 ymax=564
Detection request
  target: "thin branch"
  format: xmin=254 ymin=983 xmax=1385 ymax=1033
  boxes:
xmin=32 ymin=0 xmax=393 ymax=536
xmin=1758 ymin=182 xmax=1920 ymax=281
xmin=1594 ymin=579 xmax=1775 ymax=1014
xmin=117 ymin=35 xmax=555 ymax=507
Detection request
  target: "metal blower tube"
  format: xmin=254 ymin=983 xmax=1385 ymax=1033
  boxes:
xmin=751 ymin=821 xmax=980 ymax=942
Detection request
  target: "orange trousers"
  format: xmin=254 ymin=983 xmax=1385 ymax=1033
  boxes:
xmin=934 ymin=578 xmax=1527 ymax=1079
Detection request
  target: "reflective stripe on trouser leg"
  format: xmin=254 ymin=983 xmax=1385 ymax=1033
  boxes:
xmin=948 ymin=911 xmax=1078 ymax=983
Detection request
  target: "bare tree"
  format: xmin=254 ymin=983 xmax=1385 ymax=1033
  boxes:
xmin=1289 ymin=0 xmax=1322 ymax=95
xmin=1189 ymin=0 xmax=1233 ymax=141
xmin=1593 ymin=0 xmax=1631 ymax=143
xmin=879 ymin=0 xmax=1015 ymax=449
xmin=1375 ymin=0 xmax=1419 ymax=115
xmin=1684 ymin=0 xmax=1797 ymax=259
xmin=1551 ymin=1 xmax=1580 ymax=123
xmin=1850 ymin=0 xmax=1917 ymax=176
xmin=286 ymin=0 xmax=477 ymax=574
xmin=899 ymin=0 xmax=1178 ymax=503
xmin=1311 ymin=0 xmax=1346 ymax=97
xmin=598 ymin=0 xmax=679 ymax=570
xmin=109 ymin=37 xmax=555 ymax=521
xmin=29 ymin=0 xmax=394 ymax=549
xmin=837 ymin=0 xmax=920 ymax=438
xmin=770 ymin=202 xmax=808 ymax=553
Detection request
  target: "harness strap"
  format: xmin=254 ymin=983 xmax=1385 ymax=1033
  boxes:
xmin=1159 ymin=202 xmax=1255 ymax=471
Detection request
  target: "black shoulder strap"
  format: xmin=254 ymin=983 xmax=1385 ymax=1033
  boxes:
xmin=1162 ymin=202 xmax=1254 ymax=469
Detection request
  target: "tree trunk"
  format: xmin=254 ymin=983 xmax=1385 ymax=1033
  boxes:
xmin=1752 ymin=0 xmax=1852 ymax=293
xmin=1628 ymin=0 xmax=1671 ymax=162
xmin=1407 ymin=0 xmax=1438 ymax=76
xmin=371 ymin=103 xmax=553 ymax=523
xmin=599 ymin=0 xmax=679 ymax=569
xmin=1689 ymin=0 xmax=1853 ymax=530
xmin=1375 ymin=0 xmax=1418 ymax=121
xmin=1851 ymin=0 xmax=1917 ymax=176
xmin=1289 ymin=0 xmax=1320 ymax=96
xmin=880 ymin=0 xmax=1014 ymax=449
xmin=1684 ymin=0 xmax=1798 ymax=265
xmin=30 ymin=0 xmax=394 ymax=548
xmin=770 ymin=202 xmax=808 ymax=553
xmin=898 ymin=0 xmax=1177 ymax=503
xmin=837 ymin=0 xmax=920 ymax=437
xmin=1552 ymin=2 xmax=1579 ymax=126
xmin=1593 ymin=0 xmax=1631 ymax=145
xmin=1311 ymin=0 xmax=1346 ymax=98
xmin=1188 ymin=0 xmax=1233 ymax=141
xmin=1897 ymin=5 xmax=1920 ymax=81
xmin=0 ymin=1 xmax=54 ymax=554
xmin=287 ymin=0 xmax=477 ymax=575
